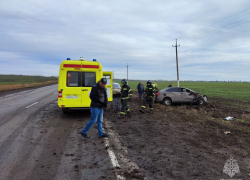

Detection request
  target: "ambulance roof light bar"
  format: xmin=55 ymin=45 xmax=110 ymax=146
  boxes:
xmin=67 ymin=58 xmax=71 ymax=60
xmin=80 ymin=57 xmax=83 ymax=60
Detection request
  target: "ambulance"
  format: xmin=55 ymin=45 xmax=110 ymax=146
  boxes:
xmin=58 ymin=57 xmax=113 ymax=113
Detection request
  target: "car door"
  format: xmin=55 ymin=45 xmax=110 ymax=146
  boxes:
xmin=181 ymin=88 xmax=194 ymax=102
xmin=63 ymin=69 xmax=82 ymax=107
xmin=166 ymin=87 xmax=182 ymax=103
xmin=103 ymin=72 xmax=113 ymax=101
xmin=81 ymin=72 xmax=96 ymax=107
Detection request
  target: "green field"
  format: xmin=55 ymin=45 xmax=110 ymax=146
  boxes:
xmin=114 ymin=80 xmax=250 ymax=102
xmin=0 ymin=75 xmax=57 ymax=85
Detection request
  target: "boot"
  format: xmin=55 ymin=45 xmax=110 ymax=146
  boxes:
xmin=126 ymin=111 xmax=130 ymax=116
xmin=139 ymin=109 xmax=145 ymax=113
xmin=118 ymin=114 xmax=125 ymax=119
xmin=100 ymin=133 xmax=109 ymax=138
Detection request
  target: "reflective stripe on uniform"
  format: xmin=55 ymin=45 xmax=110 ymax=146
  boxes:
xmin=120 ymin=112 xmax=125 ymax=115
xmin=122 ymin=97 xmax=129 ymax=99
xmin=141 ymin=106 xmax=145 ymax=108
xmin=150 ymin=108 xmax=154 ymax=110
xmin=127 ymin=109 xmax=130 ymax=112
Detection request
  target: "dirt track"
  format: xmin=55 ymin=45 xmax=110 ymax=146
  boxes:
xmin=104 ymin=94 xmax=250 ymax=179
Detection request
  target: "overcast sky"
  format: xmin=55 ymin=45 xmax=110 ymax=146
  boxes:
xmin=0 ymin=0 xmax=250 ymax=81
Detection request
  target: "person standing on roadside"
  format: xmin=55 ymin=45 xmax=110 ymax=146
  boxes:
xmin=140 ymin=80 xmax=155 ymax=114
xmin=152 ymin=82 xmax=159 ymax=92
xmin=81 ymin=78 xmax=109 ymax=139
xmin=118 ymin=79 xmax=132 ymax=119
xmin=137 ymin=82 xmax=144 ymax=99
xmin=168 ymin=83 xmax=172 ymax=87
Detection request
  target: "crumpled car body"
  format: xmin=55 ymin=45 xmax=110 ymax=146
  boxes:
xmin=155 ymin=87 xmax=207 ymax=106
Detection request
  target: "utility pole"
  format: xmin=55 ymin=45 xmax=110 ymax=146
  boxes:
xmin=172 ymin=39 xmax=180 ymax=87
xmin=127 ymin=63 xmax=128 ymax=84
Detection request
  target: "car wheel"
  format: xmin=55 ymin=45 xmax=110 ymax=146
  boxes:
xmin=163 ymin=98 xmax=172 ymax=106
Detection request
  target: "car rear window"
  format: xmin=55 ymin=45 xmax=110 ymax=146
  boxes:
xmin=67 ymin=71 xmax=96 ymax=87
xmin=166 ymin=88 xmax=181 ymax=92
xmin=113 ymin=83 xmax=120 ymax=88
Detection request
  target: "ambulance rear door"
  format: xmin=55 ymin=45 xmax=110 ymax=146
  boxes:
xmin=103 ymin=72 xmax=113 ymax=101
xmin=81 ymin=71 xmax=97 ymax=107
xmin=62 ymin=62 xmax=82 ymax=107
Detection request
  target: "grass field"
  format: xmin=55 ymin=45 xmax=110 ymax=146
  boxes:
xmin=0 ymin=75 xmax=57 ymax=85
xmin=114 ymin=80 xmax=250 ymax=102
xmin=0 ymin=75 xmax=57 ymax=91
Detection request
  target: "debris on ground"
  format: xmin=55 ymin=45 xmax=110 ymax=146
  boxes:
xmin=225 ymin=116 xmax=233 ymax=121
xmin=224 ymin=131 xmax=231 ymax=134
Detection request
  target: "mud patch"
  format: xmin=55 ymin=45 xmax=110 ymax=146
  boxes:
xmin=104 ymin=93 xmax=250 ymax=180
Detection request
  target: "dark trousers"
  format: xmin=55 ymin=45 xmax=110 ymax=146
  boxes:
xmin=142 ymin=96 xmax=153 ymax=111
xmin=120 ymin=99 xmax=129 ymax=115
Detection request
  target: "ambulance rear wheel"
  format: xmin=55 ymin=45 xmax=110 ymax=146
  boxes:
xmin=62 ymin=108 xmax=69 ymax=114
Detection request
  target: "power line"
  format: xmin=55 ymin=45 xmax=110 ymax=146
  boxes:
xmin=178 ymin=7 xmax=250 ymax=40
xmin=181 ymin=18 xmax=250 ymax=43
xmin=129 ymin=8 xmax=250 ymax=68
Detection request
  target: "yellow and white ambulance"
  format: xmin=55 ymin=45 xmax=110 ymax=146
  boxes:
xmin=58 ymin=58 xmax=113 ymax=113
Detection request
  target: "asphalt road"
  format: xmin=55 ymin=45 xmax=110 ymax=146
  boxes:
xmin=0 ymin=84 xmax=131 ymax=180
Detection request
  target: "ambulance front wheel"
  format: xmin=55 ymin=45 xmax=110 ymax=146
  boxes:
xmin=62 ymin=108 xmax=70 ymax=114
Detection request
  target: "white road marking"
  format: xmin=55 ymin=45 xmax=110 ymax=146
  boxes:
xmin=53 ymin=92 xmax=57 ymax=94
xmin=104 ymin=120 xmax=147 ymax=180
xmin=25 ymin=102 xmax=38 ymax=109
xmin=104 ymin=138 xmax=126 ymax=180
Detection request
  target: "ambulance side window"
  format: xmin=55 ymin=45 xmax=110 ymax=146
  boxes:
xmin=82 ymin=72 xmax=96 ymax=87
xmin=67 ymin=71 xmax=81 ymax=87
xmin=103 ymin=75 xmax=111 ymax=85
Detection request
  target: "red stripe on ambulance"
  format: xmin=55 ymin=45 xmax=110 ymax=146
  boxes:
xmin=63 ymin=64 xmax=81 ymax=68
xmin=82 ymin=65 xmax=99 ymax=69
xmin=63 ymin=64 xmax=99 ymax=69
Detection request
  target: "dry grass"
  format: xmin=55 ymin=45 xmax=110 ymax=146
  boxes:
xmin=0 ymin=80 xmax=57 ymax=91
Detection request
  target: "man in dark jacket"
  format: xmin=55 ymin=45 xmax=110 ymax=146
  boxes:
xmin=81 ymin=78 xmax=109 ymax=138
xmin=139 ymin=80 xmax=155 ymax=114
xmin=137 ymin=82 xmax=144 ymax=99
xmin=118 ymin=79 xmax=132 ymax=119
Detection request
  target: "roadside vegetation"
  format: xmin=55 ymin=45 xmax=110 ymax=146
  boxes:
xmin=0 ymin=74 xmax=58 ymax=91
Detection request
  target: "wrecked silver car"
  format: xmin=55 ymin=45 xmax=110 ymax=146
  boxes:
xmin=155 ymin=87 xmax=207 ymax=106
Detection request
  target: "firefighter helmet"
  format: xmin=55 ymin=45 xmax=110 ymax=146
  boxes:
xmin=121 ymin=79 xmax=127 ymax=85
